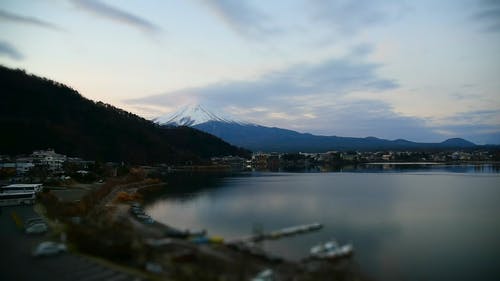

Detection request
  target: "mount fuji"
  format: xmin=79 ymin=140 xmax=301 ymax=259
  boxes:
xmin=155 ymin=104 xmax=243 ymax=126
xmin=156 ymin=105 xmax=476 ymax=152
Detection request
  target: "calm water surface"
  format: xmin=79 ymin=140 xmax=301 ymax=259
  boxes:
xmin=145 ymin=166 xmax=500 ymax=281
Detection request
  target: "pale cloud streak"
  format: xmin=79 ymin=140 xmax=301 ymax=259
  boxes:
xmin=0 ymin=9 xmax=63 ymax=31
xmin=199 ymin=0 xmax=278 ymax=38
xmin=309 ymin=0 xmax=408 ymax=35
xmin=0 ymin=40 xmax=23 ymax=60
xmin=71 ymin=0 xmax=160 ymax=33
xmin=473 ymin=0 xmax=500 ymax=33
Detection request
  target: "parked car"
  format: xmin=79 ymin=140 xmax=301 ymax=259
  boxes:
xmin=25 ymin=217 xmax=44 ymax=226
xmin=25 ymin=223 xmax=48 ymax=235
xmin=135 ymin=214 xmax=150 ymax=220
xmin=144 ymin=238 xmax=172 ymax=248
xmin=26 ymin=221 xmax=45 ymax=229
xmin=32 ymin=241 xmax=67 ymax=257
xmin=145 ymin=262 xmax=162 ymax=273
xmin=131 ymin=208 xmax=145 ymax=215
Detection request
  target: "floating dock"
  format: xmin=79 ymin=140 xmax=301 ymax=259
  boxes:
xmin=229 ymin=222 xmax=323 ymax=244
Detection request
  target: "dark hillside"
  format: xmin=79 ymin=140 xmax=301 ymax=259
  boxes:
xmin=0 ymin=66 xmax=249 ymax=163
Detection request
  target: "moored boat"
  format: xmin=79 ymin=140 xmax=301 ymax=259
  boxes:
xmin=310 ymin=239 xmax=354 ymax=260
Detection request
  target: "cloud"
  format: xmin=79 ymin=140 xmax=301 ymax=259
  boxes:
xmin=71 ymin=0 xmax=160 ymax=33
xmin=309 ymin=0 xmax=407 ymax=35
xmin=225 ymin=99 xmax=442 ymax=142
xmin=198 ymin=1 xmax=408 ymax=39
xmin=433 ymin=110 xmax=500 ymax=126
xmin=472 ymin=0 xmax=500 ymax=32
xmin=0 ymin=9 xmax=63 ymax=31
xmin=200 ymin=0 xmax=277 ymax=38
xmin=0 ymin=40 xmax=23 ymax=60
xmin=128 ymin=51 xmax=397 ymax=109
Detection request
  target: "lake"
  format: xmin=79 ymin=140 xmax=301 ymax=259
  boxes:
xmin=144 ymin=165 xmax=500 ymax=281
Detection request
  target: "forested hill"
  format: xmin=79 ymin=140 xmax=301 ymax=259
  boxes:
xmin=0 ymin=66 xmax=250 ymax=164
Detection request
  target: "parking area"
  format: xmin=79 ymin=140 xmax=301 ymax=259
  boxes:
xmin=0 ymin=205 xmax=145 ymax=281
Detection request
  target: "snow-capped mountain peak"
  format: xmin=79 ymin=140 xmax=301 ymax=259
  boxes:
xmin=155 ymin=104 xmax=246 ymax=126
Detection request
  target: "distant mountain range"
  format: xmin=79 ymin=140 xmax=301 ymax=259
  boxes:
xmin=160 ymin=105 xmax=477 ymax=152
xmin=0 ymin=66 xmax=250 ymax=163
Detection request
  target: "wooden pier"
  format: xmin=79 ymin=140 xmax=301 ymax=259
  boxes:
xmin=228 ymin=222 xmax=323 ymax=244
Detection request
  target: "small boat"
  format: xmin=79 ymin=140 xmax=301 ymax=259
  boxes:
xmin=310 ymin=239 xmax=353 ymax=260
xmin=251 ymin=269 xmax=274 ymax=281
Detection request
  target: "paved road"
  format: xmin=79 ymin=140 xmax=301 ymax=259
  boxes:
xmin=0 ymin=205 xmax=144 ymax=281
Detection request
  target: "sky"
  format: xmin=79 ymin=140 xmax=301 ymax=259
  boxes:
xmin=0 ymin=0 xmax=499 ymax=144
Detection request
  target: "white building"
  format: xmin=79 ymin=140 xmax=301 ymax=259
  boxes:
xmin=32 ymin=149 xmax=67 ymax=172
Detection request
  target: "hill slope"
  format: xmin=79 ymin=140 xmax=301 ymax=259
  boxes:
xmin=0 ymin=66 xmax=250 ymax=163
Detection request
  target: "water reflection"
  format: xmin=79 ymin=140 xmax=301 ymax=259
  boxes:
xmin=145 ymin=167 xmax=500 ymax=281
xmin=255 ymin=163 xmax=500 ymax=174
